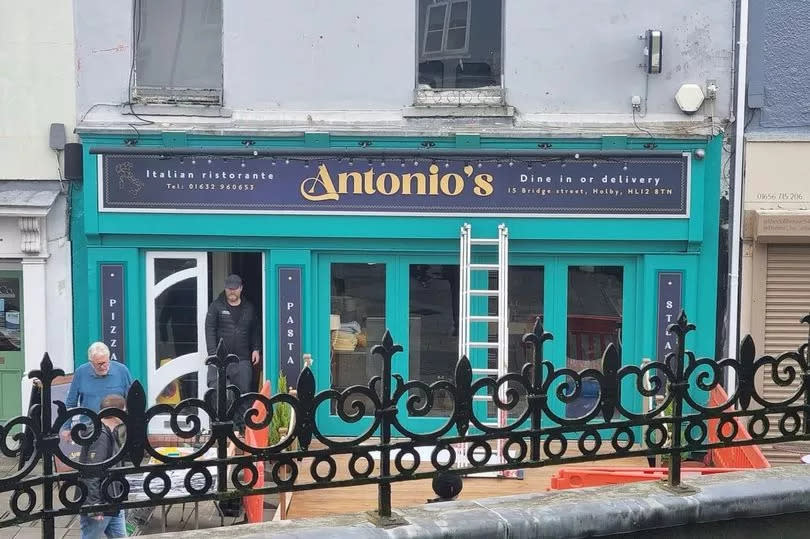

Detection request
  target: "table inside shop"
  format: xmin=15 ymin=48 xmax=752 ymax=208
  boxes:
xmin=128 ymin=446 xmax=226 ymax=533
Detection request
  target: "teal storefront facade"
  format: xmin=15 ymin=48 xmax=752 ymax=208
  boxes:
xmin=71 ymin=132 xmax=721 ymax=436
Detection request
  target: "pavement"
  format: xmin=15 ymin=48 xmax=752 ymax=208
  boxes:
xmin=0 ymin=455 xmax=277 ymax=538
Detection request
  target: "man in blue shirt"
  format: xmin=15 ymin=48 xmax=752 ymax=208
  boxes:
xmin=60 ymin=342 xmax=133 ymax=441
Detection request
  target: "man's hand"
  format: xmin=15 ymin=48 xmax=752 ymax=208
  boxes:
xmin=93 ymin=514 xmax=104 ymax=522
xmin=251 ymin=350 xmax=260 ymax=366
xmin=60 ymin=430 xmax=72 ymax=442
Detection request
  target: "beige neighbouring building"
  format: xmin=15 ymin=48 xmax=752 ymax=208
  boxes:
xmin=0 ymin=1 xmax=76 ymax=421
xmin=741 ymin=140 xmax=810 ymax=464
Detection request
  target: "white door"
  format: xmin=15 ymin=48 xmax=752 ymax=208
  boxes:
xmin=145 ymin=252 xmax=209 ymax=428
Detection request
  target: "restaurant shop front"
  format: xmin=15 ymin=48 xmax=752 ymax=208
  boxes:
xmin=71 ymin=132 xmax=721 ymax=436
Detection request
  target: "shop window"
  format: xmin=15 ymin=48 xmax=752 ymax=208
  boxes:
xmin=565 ymin=266 xmax=623 ymax=418
xmin=330 ymin=263 xmax=386 ymax=416
xmin=416 ymin=0 xmax=503 ymax=104
xmin=155 ymin=271 xmax=199 ymax=403
xmin=481 ymin=266 xmax=544 ymax=419
xmin=408 ymin=264 xmax=459 ymax=416
xmin=0 ymin=277 xmax=21 ymax=352
xmin=133 ymin=0 xmax=223 ymax=105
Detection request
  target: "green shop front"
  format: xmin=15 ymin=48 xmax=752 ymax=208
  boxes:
xmin=71 ymin=133 xmax=721 ymax=436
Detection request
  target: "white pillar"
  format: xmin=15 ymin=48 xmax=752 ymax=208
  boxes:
xmin=21 ymin=257 xmax=47 ymax=413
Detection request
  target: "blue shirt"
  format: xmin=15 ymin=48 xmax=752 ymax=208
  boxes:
xmin=64 ymin=361 xmax=133 ymax=413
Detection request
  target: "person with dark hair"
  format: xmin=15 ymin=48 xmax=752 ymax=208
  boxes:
xmin=79 ymin=393 xmax=127 ymax=539
xmin=205 ymin=274 xmax=260 ymax=431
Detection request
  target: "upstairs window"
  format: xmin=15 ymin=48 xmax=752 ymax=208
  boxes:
xmin=417 ymin=0 xmax=502 ymax=90
xmin=133 ymin=0 xmax=223 ymax=105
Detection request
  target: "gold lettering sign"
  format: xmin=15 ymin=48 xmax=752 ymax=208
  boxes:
xmin=300 ymin=164 xmax=494 ymax=202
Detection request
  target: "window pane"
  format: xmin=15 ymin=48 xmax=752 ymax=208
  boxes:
xmin=449 ymin=2 xmax=468 ymax=27
xmin=482 ymin=267 xmax=544 ymax=419
xmin=475 ymin=266 xmax=544 ymax=420
xmin=156 ymin=372 xmax=198 ymax=405
xmin=330 ymin=263 xmax=386 ymax=416
xmin=135 ymin=0 xmax=223 ymax=91
xmin=154 ymin=258 xmax=196 ymax=284
xmin=508 ymin=267 xmax=544 ymax=374
xmin=427 ymin=4 xmax=447 ymax=31
xmin=0 ymin=277 xmax=21 ymax=352
xmin=409 ymin=265 xmax=459 ymax=417
xmin=565 ymin=266 xmax=623 ymax=418
xmin=425 ymin=31 xmax=444 ymax=53
xmin=418 ymin=0 xmax=501 ymax=89
xmin=446 ymin=28 xmax=467 ymax=51
xmin=155 ymin=278 xmax=198 ymax=366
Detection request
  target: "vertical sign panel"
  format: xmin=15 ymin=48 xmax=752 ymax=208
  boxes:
xmin=657 ymin=272 xmax=683 ymax=364
xmin=100 ymin=264 xmax=125 ymax=363
xmin=278 ymin=267 xmax=302 ymax=386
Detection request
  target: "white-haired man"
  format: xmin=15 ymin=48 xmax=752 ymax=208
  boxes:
xmin=60 ymin=342 xmax=133 ymax=441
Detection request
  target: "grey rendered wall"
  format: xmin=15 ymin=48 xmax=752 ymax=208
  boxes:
xmin=223 ymin=1 xmax=414 ymax=110
xmin=748 ymin=0 xmax=810 ymax=128
xmin=75 ymin=0 xmax=734 ymax=121
xmin=506 ymin=0 xmax=734 ymax=116
xmin=74 ymin=0 xmax=132 ymax=116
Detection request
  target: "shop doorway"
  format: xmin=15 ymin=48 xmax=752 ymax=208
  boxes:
xmin=210 ymin=251 xmax=264 ymax=391
xmin=146 ymin=250 xmax=264 ymax=432
xmin=0 ymin=270 xmax=23 ymax=423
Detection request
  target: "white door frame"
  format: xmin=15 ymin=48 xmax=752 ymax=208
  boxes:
xmin=145 ymin=251 xmax=209 ymax=415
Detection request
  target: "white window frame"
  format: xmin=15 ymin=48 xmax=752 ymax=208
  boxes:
xmin=421 ymin=0 xmax=472 ymax=60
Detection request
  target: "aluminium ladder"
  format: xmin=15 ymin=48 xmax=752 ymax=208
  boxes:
xmin=456 ymin=223 xmax=522 ymax=479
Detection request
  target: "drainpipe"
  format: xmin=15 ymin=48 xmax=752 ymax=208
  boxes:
xmin=727 ymin=0 xmax=749 ymax=391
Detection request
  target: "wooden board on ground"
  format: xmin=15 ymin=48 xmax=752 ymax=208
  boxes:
xmin=286 ymin=454 xmax=647 ymax=520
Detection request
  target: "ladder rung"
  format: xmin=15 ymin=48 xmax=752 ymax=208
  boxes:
xmin=469 ymin=315 xmax=499 ymax=322
xmin=470 ymin=238 xmax=499 ymax=245
xmin=481 ymin=422 xmax=500 ymax=427
xmin=471 ymin=368 xmax=498 ymax=375
xmin=469 ymin=289 xmax=499 ymax=296
xmin=473 ymin=395 xmax=493 ymax=401
xmin=470 ymin=263 xmax=499 ymax=271
xmin=469 ymin=342 xmax=498 ymax=349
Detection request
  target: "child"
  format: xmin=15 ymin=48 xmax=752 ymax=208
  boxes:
xmin=79 ymin=393 xmax=127 ymax=539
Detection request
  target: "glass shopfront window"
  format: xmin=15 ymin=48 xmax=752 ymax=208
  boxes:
xmin=565 ymin=265 xmax=623 ymax=418
xmin=408 ymin=264 xmax=459 ymax=416
xmin=0 ymin=276 xmax=21 ymax=352
xmin=330 ymin=262 xmax=386 ymax=415
xmin=318 ymin=254 xmax=633 ymax=434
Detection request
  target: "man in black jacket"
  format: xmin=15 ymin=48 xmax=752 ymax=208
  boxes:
xmin=79 ymin=393 xmax=127 ymax=538
xmin=205 ymin=274 xmax=260 ymax=427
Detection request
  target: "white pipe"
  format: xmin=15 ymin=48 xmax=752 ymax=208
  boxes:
xmin=727 ymin=0 xmax=749 ymax=391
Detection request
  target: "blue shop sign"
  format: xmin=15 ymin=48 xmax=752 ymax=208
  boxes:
xmin=98 ymin=153 xmax=690 ymax=217
xmin=100 ymin=264 xmax=125 ymax=364
xmin=278 ymin=267 xmax=303 ymax=384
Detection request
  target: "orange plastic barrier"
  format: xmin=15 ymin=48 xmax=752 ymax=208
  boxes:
xmin=706 ymin=385 xmax=770 ymax=469
xmin=243 ymin=381 xmax=271 ymax=523
xmin=550 ymin=386 xmax=770 ymax=491
xmin=549 ymin=466 xmax=751 ymax=490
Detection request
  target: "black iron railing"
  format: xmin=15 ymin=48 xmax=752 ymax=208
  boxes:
xmin=3 ymin=312 xmax=810 ymax=538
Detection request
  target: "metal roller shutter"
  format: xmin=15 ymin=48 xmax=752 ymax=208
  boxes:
xmin=761 ymin=245 xmax=810 ymax=464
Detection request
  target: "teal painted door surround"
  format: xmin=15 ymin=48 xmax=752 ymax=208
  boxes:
xmin=71 ymin=133 xmax=722 ymax=436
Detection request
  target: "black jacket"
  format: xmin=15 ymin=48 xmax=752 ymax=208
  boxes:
xmin=205 ymin=292 xmax=260 ymax=362
xmin=80 ymin=423 xmax=124 ymax=515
